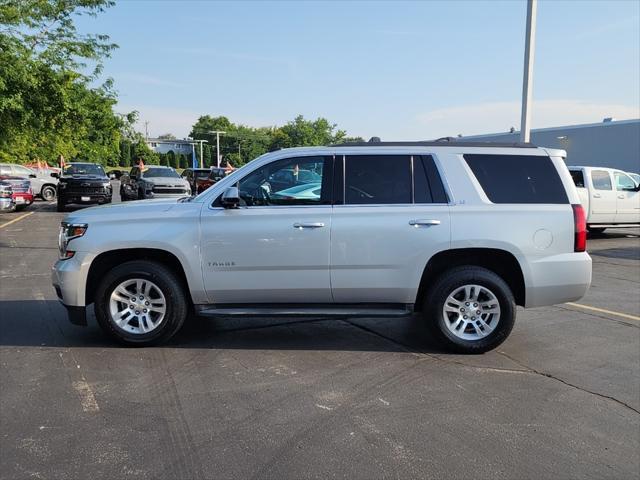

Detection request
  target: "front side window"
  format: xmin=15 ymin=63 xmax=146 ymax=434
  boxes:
xmin=614 ymin=172 xmax=637 ymax=191
xmin=464 ymin=154 xmax=568 ymax=204
xmin=236 ymin=156 xmax=330 ymax=206
xmin=344 ymin=155 xmax=411 ymax=205
xmin=592 ymin=170 xmax=612 ymax=190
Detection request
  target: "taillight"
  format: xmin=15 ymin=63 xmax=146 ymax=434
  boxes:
xmin=572 ymin=204 xmax=587 ymax=252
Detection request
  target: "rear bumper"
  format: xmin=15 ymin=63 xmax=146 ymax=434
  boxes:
xmin=525 ymin=252 xmax=592 ymax=308
xmin=13 ymin=193 xmax=34 ymax=205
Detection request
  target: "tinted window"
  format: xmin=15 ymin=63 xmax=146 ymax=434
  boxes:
xmin=592 ymin=170 xmax=612 ymax=190
xmin=570 ymin=170 xmax=585 ymax=188
xmin=615 ymin=172 xmax=636 ymax=191
xmin=345 ymin=155 xmax=411 ymax=204
xmin=464 ymin=154 xmax=568 ymax=204
xmin=236 ymin=156 xmax=330 ymax=206
xmin=414 ymin=155 xmax=448 ymax=203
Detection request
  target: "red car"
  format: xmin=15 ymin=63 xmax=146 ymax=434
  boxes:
xmin=195 ymin=167 xmax=229 ymax=193
xmin=0 ymin=176 xmax=34 ymax=210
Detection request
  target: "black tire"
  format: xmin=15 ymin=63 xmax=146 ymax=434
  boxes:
xmin=56 ymin=195 xmax=65 ymax=212
xmin=423 ymin=266 xmax=516 ymax=354
xmin=41 ymin=185 xmax=56 ymax=201
xmin=14 ymin=204 xmax=27 ymax=211
xmin=138 ymin=187 xmax=145 ymax=200
xmin=587 ymin=226 xmax=606 ymax=234
xmin=119 ymin=186 xmax=127 ymax=201
xmin=94 ymin=260 xmax=188 ymax=346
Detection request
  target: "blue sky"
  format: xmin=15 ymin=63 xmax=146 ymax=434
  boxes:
xmin=79 ymin=0 xmax=640 ymax=140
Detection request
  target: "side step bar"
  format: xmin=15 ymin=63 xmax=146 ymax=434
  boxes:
xmin=195 ymin=303 xmax=414 ymax=318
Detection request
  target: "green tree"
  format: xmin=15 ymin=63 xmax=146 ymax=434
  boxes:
xmin=0 ymin=0 xmax=123 ymax=165
xmin=167 ymin=150 xmax=177 ymax=168
xmin=119 ymin=140 xmax=131 ymax=167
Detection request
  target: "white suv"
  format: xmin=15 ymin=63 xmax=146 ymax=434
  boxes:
xmin=52 ymin=142 xmax=592 ymax=353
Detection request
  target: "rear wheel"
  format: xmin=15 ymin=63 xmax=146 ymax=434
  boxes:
xmin=41 ymin=185 xmax=56 ymax=201
xmin=14 ymin=204 xmax=27 ymax=211
xmin=94 ymin=260 xmax=187 ymax=346
xmin=423 ymin=266 xmax=516 ymax=354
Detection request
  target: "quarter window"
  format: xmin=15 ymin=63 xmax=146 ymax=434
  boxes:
xmin=592 ymin=170 xmax=612 ymax=190
xmin=464 ymin=154 xmax=568 ymax=204
xmin=236 ymin=156 xmax=330 ymax=206
xmin=570 ymin=170 xmax=585 ymax=188
xmin=344 ymin=155 xmax=411 ymax=205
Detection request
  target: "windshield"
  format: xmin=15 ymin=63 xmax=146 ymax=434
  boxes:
xmin=63 ymin=164 xmax=105 ymax=176
xmin=143 ymin=167 xmax=180 ymax=178
xmin=194 ymin=170 xmax=209 ymax=178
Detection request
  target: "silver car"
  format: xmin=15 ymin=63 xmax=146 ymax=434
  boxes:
xmin=0 ymin=182 xmax=15 ymax=212
xmin=0 ymin=163 xmax=58 ymax=201
xmin=120 ymin=165 xmax=191 ymax=200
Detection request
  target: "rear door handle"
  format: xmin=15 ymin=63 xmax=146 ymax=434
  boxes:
xmin=293 ymin=222 xmax=325 ymax=229
xmin=618 ymin=194 xmax=625 ymax=199
xmin=409 ymin=219 xmax=441 ymax=227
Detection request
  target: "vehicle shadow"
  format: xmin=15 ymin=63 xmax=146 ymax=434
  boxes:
xmin=0 ymin=299 xmax=448 ymax=354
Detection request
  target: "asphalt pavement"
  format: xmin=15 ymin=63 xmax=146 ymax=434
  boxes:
xmin=1 ymin=194 xmax=639 ymax=479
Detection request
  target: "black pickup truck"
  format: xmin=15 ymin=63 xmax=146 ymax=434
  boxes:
xmin=53 ymin=163 xmax=112 ymax=212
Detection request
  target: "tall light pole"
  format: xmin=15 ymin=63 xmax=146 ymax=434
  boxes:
xmin=207 ymin=131 xmax=226 ymax=167
xmin=196 ymin=139 xmax=208 ymax=168
xmin=520 ymin=0 xmax=538 ymax=143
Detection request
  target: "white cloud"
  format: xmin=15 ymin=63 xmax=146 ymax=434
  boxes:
xmin=116 ymin=105 xmax=201 ymax=138
xmin=414 ymin=99 xmax=640 ymax=138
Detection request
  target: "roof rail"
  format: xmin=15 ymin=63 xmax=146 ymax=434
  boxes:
xmin=329 ymin=140 xmax=537 ymax=148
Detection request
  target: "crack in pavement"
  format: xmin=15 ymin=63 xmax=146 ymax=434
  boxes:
xmin=496 ymin=350 xmax=640 ymax=415
xmin=340 ymin=318 xmax=640 ymax=415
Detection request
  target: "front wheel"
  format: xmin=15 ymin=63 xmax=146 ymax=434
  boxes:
xmin=423 ymin=266 xmax=516 ymax=354
xmin=56 ymin=196 xmax=65 ymax=212
xmin=94 ymin=260 xmax=188 ymax=346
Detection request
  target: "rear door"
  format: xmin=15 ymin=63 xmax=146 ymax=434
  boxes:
xmin=613 ymin=171 xmax=640 ymax=223
xmin=588 ymin=170 xmax=617 ymax=223
xmin=330 ymin=154 xmax=450 ymax=304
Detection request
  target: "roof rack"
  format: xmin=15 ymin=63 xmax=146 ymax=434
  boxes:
xmin=330 ymin=140 xmax=537 ymax=148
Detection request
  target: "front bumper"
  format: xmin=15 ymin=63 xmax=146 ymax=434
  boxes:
xmin=51 ymin=251 xmax=95 ymax=326
xmin=61 ymin=193 xmax=111 ymax=205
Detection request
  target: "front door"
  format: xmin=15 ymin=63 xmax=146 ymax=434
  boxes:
xmin=330 ymin=154 xmax=451 ymax=304
xmin=200 ymin=155 xmax=333 ymax=304
xmin=614 ymin=171 xmax=640 ymax=224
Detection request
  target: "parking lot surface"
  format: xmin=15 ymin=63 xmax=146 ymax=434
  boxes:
xmin=1 ymin=194 xmax=639 ymax=479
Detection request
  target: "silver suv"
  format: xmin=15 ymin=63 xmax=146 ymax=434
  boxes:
xmin=52 ymin=142 xmax=592 ymax=353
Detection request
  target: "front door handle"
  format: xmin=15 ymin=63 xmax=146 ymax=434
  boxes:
xmin=409 ymin=219 xmax=441 ymax=227
xmin=293 ymin=222 xmax=325 ymax=229
xmin=618 ymin=194 xmax=625 ymax=199
xmin=593 ymin=193 xmax=601 ymax=198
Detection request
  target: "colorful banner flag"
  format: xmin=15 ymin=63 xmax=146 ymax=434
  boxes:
xmin=192 ymin=144 xmax=198 ymax=168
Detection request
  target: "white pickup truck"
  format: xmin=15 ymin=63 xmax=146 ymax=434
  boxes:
xmin=568 ymin=166 xmax=640 ymax=233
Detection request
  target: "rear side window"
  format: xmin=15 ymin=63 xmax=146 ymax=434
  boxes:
xmin=464 ymin=154 xmax=568 ymax=204
xmin=345 ymin=155 xmax=411 ymax=204
xmin=414 ymin=156 xmax=449 ymax=203
xmin=570 ymin=170 xmax=585 ymax=188
xmin=591 ymin=170 xmax=612 ymax=190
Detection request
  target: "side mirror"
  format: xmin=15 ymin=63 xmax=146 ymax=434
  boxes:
xmin=109 ymin=173 xmax=115 ymax=180
xmin=50 ymin=172 xmax=59 ymax=178
xmin=221 ymin=186 xmax=240 ymax=208
xmin=29 ymin=173 xmax=37 ymax=178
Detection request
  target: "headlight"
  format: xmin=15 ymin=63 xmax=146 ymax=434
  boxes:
xmin=58 ymin=222 xmax=88 ymax=260
xmin=102 ymin=182 xmax=111 ymax=188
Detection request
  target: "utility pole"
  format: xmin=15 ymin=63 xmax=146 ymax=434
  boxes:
xmin=144 ymin=121 xmax=149 ymax=140
xmin=207 ymin=131 xmax=226 ymax=167
xmin=520 ymin=0 xmax=537 ymax=143
xmin=195 ymin=139 xmax=208 ymax=168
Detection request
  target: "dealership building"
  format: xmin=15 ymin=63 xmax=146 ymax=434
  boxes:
xmin=461 ymin=118 xmax=640 ymax=173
